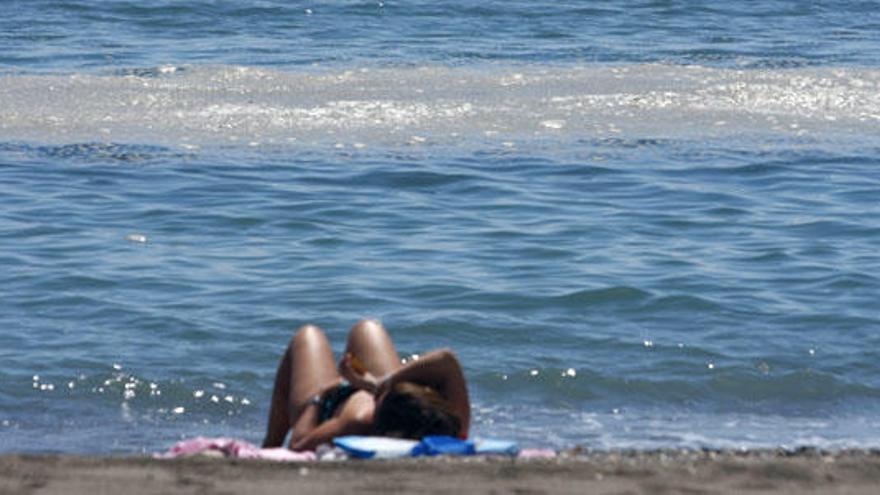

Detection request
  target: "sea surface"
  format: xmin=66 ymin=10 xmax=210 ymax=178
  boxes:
xmin=2 ymin=0 xmax=880 ymax=454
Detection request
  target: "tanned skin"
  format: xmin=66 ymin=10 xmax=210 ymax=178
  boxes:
xmin=263 ymin=320 xmax=470 ymax=451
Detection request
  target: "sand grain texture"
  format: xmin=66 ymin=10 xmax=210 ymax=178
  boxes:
xmin=2 ymin=451 xmax=880 ymax=494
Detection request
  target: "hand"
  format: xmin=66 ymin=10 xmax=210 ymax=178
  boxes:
xmin=339 ymin=353 xmax=379 ymax=394
xmin=374 ymin=373 xmax=394 ymax=404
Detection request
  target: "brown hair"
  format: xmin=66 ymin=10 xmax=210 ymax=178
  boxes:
xmin=373 ymin=381 xmax=461 ymax=439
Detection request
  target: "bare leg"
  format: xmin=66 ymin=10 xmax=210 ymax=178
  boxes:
xmin=344 ymin=319 xmax=402 ymax=378
xmin=263 ymin=324 xmax=339 ymax=448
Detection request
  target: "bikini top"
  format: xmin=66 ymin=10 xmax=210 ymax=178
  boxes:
xmin=318 ymin=381 xmax=358 ymax=423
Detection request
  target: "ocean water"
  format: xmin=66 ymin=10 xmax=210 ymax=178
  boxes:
xmin=2 ymin=1 xmax=880 ymax=454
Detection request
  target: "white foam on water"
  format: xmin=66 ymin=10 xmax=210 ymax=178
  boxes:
xmin=2 ymin=64 xmax=878 ymax=149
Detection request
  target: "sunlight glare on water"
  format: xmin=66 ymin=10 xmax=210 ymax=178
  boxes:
xmin=2 ymin=0 xmax=880 ymax=454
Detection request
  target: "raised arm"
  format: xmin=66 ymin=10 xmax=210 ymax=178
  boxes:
xmin=381 ymin=349 xmax=470 ymax=438
xmin=340 ymin=347 xmax=472 ymax=438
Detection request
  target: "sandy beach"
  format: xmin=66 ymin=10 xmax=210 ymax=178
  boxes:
xmin=2 ymin=450 xmax=879 ymax=494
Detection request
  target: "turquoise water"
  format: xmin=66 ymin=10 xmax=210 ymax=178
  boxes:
xmin=2 ymin=1 xmax=880 ymax=453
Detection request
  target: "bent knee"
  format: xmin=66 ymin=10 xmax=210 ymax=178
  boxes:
xmin=351 ymin=319 xmax=384 ymax=335
xmin=292 ymin=323 xmax=324 ymax=343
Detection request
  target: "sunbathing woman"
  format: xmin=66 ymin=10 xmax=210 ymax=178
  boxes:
xmin=262 ymin=319 xmax=470 ymax=451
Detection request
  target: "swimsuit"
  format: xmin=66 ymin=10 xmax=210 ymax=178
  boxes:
xmin=318 ymin=381 xmax=358 ymax=423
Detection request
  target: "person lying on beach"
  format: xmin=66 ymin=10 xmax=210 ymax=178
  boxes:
xmin=262 ymin=320 xmax=470 ymax=451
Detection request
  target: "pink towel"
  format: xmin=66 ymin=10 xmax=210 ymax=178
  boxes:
xmin=155 ymin=436 xmax=316 ymax=462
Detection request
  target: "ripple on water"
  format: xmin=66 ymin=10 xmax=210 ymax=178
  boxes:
xmin=2 ymin=86 xmax=880 ymax=452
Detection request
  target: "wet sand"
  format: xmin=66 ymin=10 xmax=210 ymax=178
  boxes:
xmin=2 ymin=450 xmax=880 ymax=494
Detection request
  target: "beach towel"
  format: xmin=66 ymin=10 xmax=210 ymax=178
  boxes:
xmin=155 ymin=437 xmax=316 ymax=462
xmin=157 ymin=436 xmax=549 ymax=461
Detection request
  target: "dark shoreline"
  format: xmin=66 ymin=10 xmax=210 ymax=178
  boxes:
xmin=3 ymin=449 xmax=880 ymax=494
